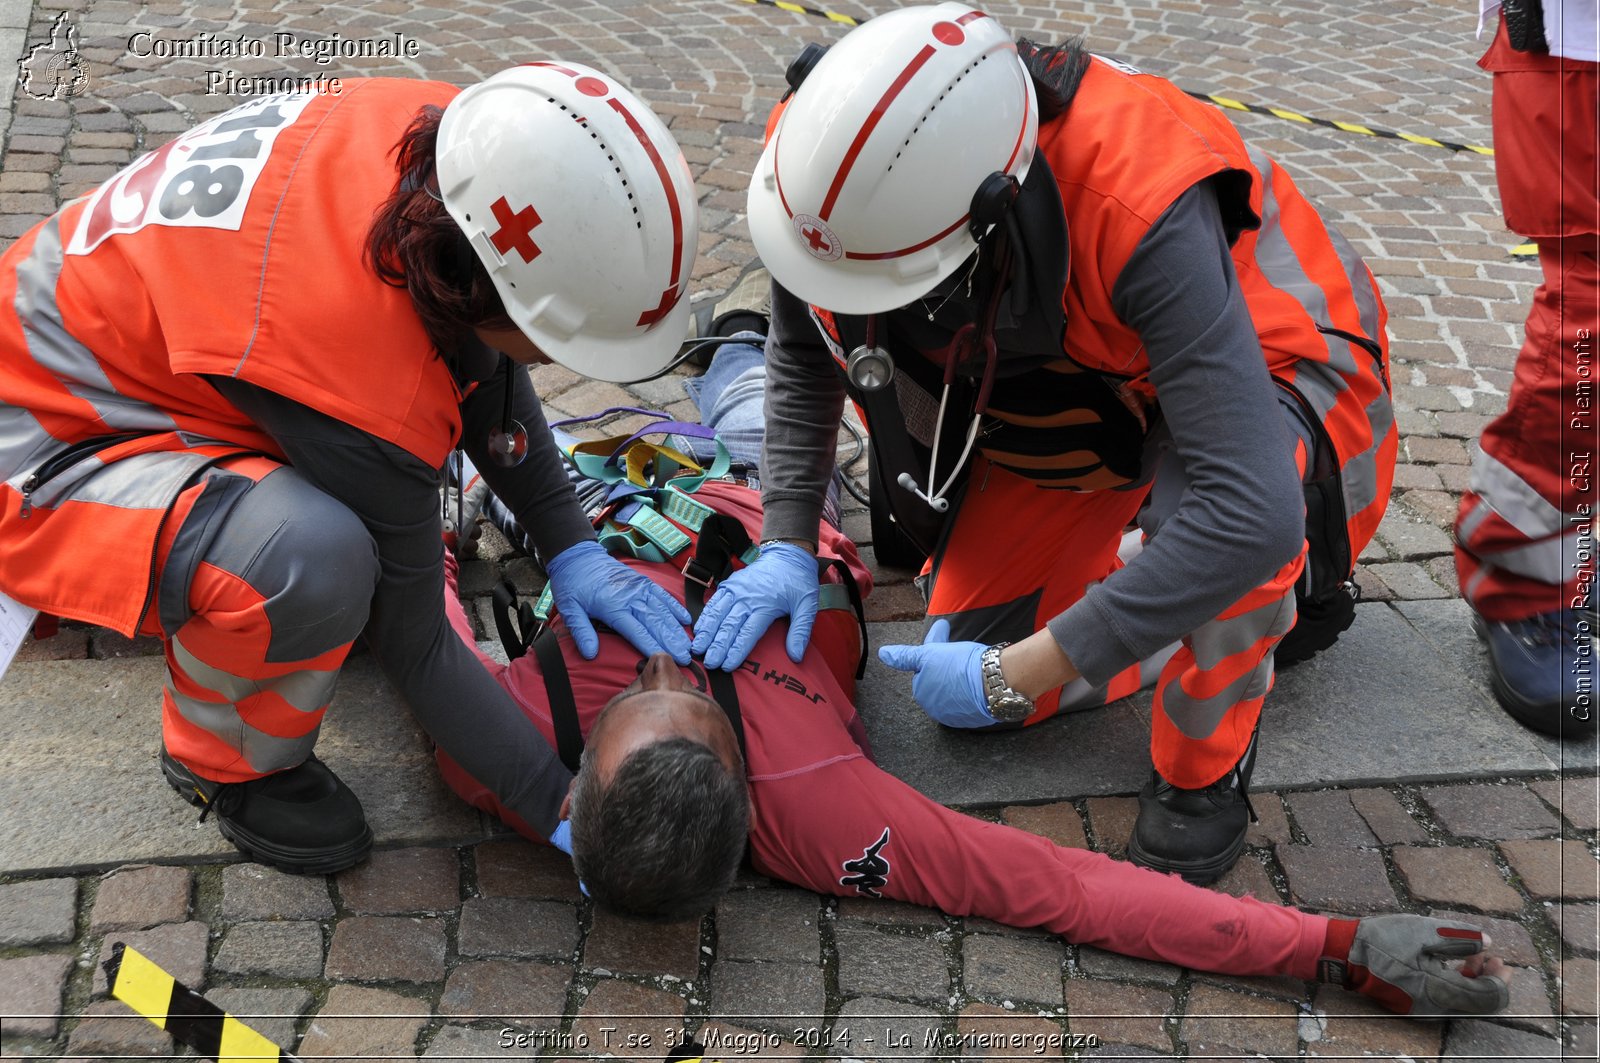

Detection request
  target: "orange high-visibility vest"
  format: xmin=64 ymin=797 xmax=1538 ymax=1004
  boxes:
xmin=0 ymin=78 xmax=463 ymax=631
xmin=1042 ymin=54 xmax=1395 ymax=559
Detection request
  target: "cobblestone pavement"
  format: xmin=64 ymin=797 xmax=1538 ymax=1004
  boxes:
xmin=0 ymin=0 xmax=1597 ymax=1060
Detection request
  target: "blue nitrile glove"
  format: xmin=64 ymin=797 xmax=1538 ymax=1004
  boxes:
xmin=691 ymin=542 xmax=818 ymax=670
xmin=547 ymin=819 xmax=573 ymax=856
xmin=877 ymin=619 xmax=995 ymax=729
xmin=545 ymin=540 xmax=693 ymax=664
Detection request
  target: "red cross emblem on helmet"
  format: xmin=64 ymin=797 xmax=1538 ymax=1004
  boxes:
xmin=488 ymin=196 xmax=543 ymax=263
xmin=793 ymin=213 xmax=843 ymax=262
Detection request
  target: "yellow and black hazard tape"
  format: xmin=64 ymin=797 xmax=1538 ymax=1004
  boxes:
xmin=104 ymin=942 xmax=298 ymax=1062
xmin=729 ymin=0 xmax=1497 ymax=156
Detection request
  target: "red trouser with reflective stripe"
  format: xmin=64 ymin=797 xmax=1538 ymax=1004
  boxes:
xmin=133 ymin=457 xmax=379 ymax=783
xmin=927 ymin=445 xmax=1306 ymax=790
xmin=1455 ymin=32 xmax=1599 ymax=620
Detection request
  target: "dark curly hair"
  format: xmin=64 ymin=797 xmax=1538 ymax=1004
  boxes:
xmin=1016 ymin=36 xmax=1091 ymax=122
xmin=364 ymin=105 xmax=514 ymax=355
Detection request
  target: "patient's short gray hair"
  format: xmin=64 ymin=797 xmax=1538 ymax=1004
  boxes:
xmin=569 ymin=736 xmax=748 ymax=922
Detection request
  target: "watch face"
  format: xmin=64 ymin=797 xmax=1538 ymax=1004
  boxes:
xmin=989 ymin=692 xmax=1035 ymax=723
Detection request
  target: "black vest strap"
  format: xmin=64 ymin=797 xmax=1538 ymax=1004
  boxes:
xmin=533 ymin=628 xmax=585 ymax=773
xmin=681 ymin=512 xmax=754 ymax=621
xmin=492 ymin=579 xmax=538 ymax=662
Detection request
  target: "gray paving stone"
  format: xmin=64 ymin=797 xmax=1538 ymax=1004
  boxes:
xmin=1392 ymin=845 xmax=1523 ymax=913
xmin=1499 ymin=838 xmax=1600 ymax=901
xmin=962 ymin=933 xmax=1066 ymax=1006
xmin=90 ymin=863 xmax=190 ymax=933
xmin=1178 ymin=984 xmax=1300 ymax=1059
xmin=458 ymin=897 xmax=579 ymax=960
xmin=439 ymin=960 xmax=571 ymax=1026
xmin=950 ymin=1005 xmax=1067 ymax=1061
xmin=1443 ymin=1018 xmax=1562 ymax=1059
xmin=65 ymin=999 xmax=174 ymax=1058
xmin=297 ymin=985 xmax=429 ymax=1061
xmin=0 ymin=953 xmax=74 ymax=1038
xmin=1347 ymin=788 xmax=1429 ymax=845
xmin=1000 ymin=802 xmax=1088 ymax=848
xmin=1305 ymin=985 xmax=1443 ymax=1060
xmin=1245 ymin=792 xmax=1292 ymax=846
xmin=708 ymin=961 xmax=826 ymax=1033
xmin=220 ymin=863 xmax=335 ymax=922
xmin=1278 ymin=846 xmax=1397 ymax=915
xmin=474 ymin=837 xmax=582 ymax=901
xmin=1063 ymin=979 xmax=1173 ymax=1052
xmin=1529 ymin=775 xmax=1600 ymax=831
xmin=211 ymin=920 xmax=325 ymax=980
xmin=0 ymin=658 xmax=485 ymax=874
xmin=571 ymin=979 xmax=685 ymax=1063
xmin=1261 ymin=605 xmax=1557 ymax=791
xmin=1285 ymin=790 xmax=1377 ymax=847
xmin=1074 ymin=946 xmax=1182 ymax=987
xmin=1084 ymin=798 xmax=1139 ymax=857
xmin=425 ymin=1025 xmax=528 ymax=1059
xmin=836 ymin=997 xmax=941 ymax=1063
xmin=92 ymin=920 xmax=210 ymax=997
xmin=1497 ymin=964 xmax=1558 ymax=1037
xmin=0 ymin=877 xmax=77 ymax=945
xmin=203 ymin=987 xmax=313 ymax=1052
xmin=324 ymin=915 xmax=448 ymax=983
xmin=834 ymin=924 xmax=950 ymax=1001
xmin=584 ymin=907 xmax=703 ymax=979
xmin=335 ymin=845 xmax=461 ymax=914
xmin=1555 ymin=903 xmax=1599 ymax=955
xmin=835 ymin=896 xmax=946 ymax=927
xmin=1419 ymin=782 xmax=1563 ymax=840
xmin=715 ymin=888 xmax=819 ymax=963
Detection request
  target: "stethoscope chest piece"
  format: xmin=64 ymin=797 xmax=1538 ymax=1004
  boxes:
xmin=846 ymin=345 xmax=895 ymax=392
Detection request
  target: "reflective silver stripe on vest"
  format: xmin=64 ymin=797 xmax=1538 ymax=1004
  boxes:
xmin=24 ymin=448 xmax=218 ymax=511
xmin=1187 ymin=592 xmax=1298 ymax=673
xmin=1345 ymin=388 xmax=1396 ymax=520
xmin=1245 ymin=146 xmax=1357 ymax=379
xmin=1476 ymin=530 xmax=1580 ymax=585
xmin=1470 ymin=443 xmax=1567 ymax=539
xmin=6 ymin=213 xmax=176 ymax=482
xmin=1244 ymin=145 xmax=1393 ymax=522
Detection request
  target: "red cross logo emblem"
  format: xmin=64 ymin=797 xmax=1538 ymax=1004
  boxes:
xmin=488 ymin=196 xmax=542 ymax=264
xmin=636 ymin=283 xmax=685 ymax=327
xmin=793 ymin=214 xmax=842 ymax=262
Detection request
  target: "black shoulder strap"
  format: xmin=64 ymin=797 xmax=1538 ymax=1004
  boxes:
xmin=533 ymin=628 xmax=585 ymax=773
xmin=492 ymin=580 xmax=538 ymax=662
xmin=681 ymin=513 xmax=754 ymax=621
xmin=819 ymin=555 xmax=870 ymax=680
xmin=704 ymin=665 xmax=747 ymax=763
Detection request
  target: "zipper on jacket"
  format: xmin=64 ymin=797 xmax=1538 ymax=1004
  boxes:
xmin=18 ymin=433 xmax=144 ymax=519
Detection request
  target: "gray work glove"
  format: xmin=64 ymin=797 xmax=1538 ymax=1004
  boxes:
xmin=1319 ymin=914 xmax=1510 ymax=1019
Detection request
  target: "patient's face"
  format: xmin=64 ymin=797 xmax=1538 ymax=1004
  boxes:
xmin=584 ymin=653 xmax=743 ymax=784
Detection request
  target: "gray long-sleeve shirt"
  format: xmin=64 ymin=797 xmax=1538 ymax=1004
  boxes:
xmin=761 ymin=179 xmax=1306 ymax=686
xmin=208 ymin=338 xmax=591 ymax=835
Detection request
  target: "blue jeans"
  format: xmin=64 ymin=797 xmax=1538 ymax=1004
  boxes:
xmin=676 ymin=333 xmax=841 ymax=529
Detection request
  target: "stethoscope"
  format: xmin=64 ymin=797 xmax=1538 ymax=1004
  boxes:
xmin=846 ymin=200 xmax=1017 ymax=513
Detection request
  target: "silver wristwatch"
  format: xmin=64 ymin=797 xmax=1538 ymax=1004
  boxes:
xmin=979 ymin=642 xmax=1034 ymax=722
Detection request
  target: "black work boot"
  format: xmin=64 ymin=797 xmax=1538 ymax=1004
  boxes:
xmin=162 ymin=749 xmax=373 ymax=875
xmin=1127 ymin=728 xmax=1259 ymax=885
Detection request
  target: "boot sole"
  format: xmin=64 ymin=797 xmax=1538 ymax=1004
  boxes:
xmin=1126 ymin=829 xmax=1247 ymax=887
xmin=163 ymin=759 xmax=374 ymax=876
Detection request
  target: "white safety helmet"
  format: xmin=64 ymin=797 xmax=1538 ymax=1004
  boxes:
xmin=437 ymin=64 xmax=698 ymax=383
xmin=748 ymin=3 xmax=1038 ymax=316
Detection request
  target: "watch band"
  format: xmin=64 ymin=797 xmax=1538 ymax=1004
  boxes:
xmin=980 ymin=642 xmax=1034 ymax=722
